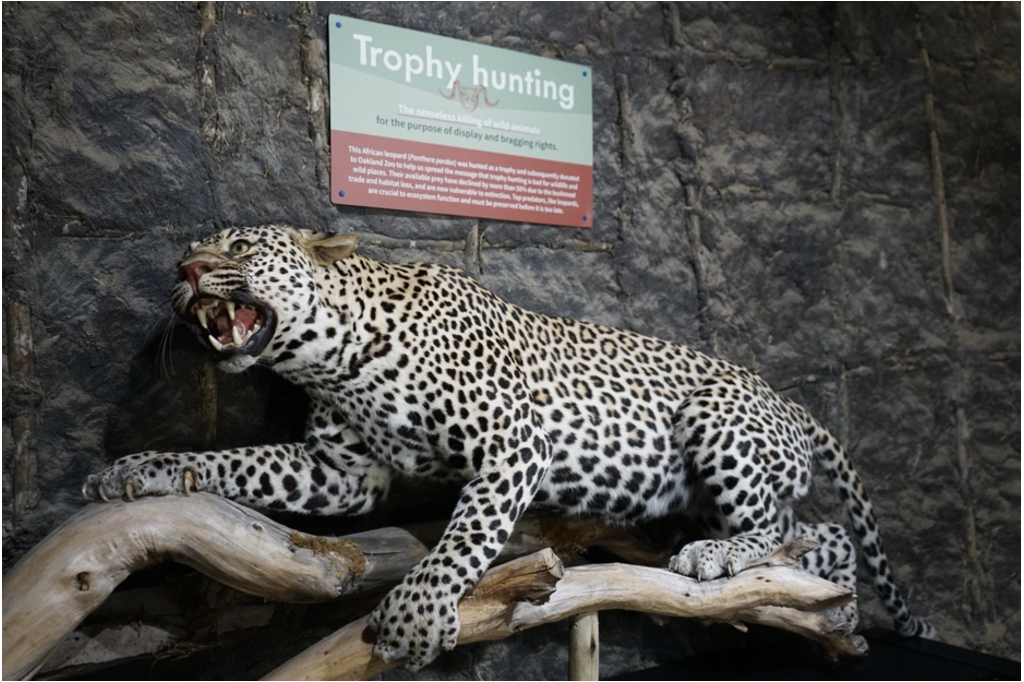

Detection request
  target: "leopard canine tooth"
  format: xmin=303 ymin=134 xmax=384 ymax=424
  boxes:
xmin=196 ymin=305 xmax=208 ymax=329
xmin=208 ymin=335 xmax=225 ymax=351
xmin=231 ymin=324 xmax=243 ymax=347
xmin=225 ymin=300 xmax=236 ymax=321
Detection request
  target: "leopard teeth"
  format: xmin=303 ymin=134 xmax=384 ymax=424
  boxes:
xmin=197 ymin=305 xmax=208 ymax=328
xmin=231 ymin=324 xmax=244 ymax=347
xmin=225 ymin=300 xmax=236 ymax=321
xmin=208 ymin=335 xmax=225 ymax=351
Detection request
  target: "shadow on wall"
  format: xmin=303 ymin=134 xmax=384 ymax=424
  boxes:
xmin=102 ymin=326 xmax=309 ymax=459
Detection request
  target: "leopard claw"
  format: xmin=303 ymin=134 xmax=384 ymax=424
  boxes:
xmin=97 ymin=485 xmax=109 ymax=503
xmin=183 ymin=470 xmax=195 ymax=496
xmin=124 ymin=477 xmax=135 ymax=502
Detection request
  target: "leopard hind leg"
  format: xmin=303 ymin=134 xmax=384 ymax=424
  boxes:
xmin=778 ymin=506 xmax=860 ymax=632
xmin=666 ymin=382 xmax=785 ymax=580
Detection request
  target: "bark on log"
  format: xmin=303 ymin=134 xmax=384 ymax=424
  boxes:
xmin=3 ymin=493 xmax=860 ymax=680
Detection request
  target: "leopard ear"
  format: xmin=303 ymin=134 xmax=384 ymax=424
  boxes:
xmin=301 ymin=232 xmax=359 ymax=266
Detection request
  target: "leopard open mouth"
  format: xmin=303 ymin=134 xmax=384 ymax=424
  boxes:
xmin=186 ymin=293 xmax=276 ymax=357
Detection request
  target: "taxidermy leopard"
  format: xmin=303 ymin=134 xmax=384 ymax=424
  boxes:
xmin=84 ymin=225 xmax=934 ymax=668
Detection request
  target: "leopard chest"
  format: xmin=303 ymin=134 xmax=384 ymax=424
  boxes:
xmin=321 ymin=347 xmax=521 ymax=480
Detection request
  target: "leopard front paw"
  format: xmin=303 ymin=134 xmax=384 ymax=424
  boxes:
xmin=669 ymin=536 xmax=775 ymax=581
xmin=368 ymin=577 xmax=460 ymax=670
xmin=82 ymin=453 xmax=199 ymax=502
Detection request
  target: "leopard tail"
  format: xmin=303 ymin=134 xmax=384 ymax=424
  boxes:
xmin=807 ymin=419 xmax=936 ymax=639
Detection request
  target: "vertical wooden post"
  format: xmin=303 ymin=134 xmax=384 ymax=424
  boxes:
xmin=7 ymin=299 xmax=39 ymax=526
xmin=568 ymin=611 xmax=599 ymax=681
xmin=198 ymin=360 xmax=218 ymax=448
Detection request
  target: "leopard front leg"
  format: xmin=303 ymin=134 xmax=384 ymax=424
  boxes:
xmin=84 ymin=404 xmax=392 ymax=516
xmin=82 ymin=450 xmax=204 ymax=501
xmin=83 ymin=442 xmax=389 ymax=514
xmin=369 ymin=425 xmax=550 ymax=669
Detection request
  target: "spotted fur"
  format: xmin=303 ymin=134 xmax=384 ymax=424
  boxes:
xmin=84 ymin=226 xmax=934 ymax=668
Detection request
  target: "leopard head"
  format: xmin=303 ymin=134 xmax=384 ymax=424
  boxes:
xmin=172 ymin=225 xmax=358 ymax=373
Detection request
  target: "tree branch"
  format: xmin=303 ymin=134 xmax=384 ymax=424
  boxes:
xmin=263 ymin=549 xmax=857 ymax=680
xmin=3 ymin=493 xmax=861 ymax=681
xmin=2 ymin=494 xmax=426 ymax=679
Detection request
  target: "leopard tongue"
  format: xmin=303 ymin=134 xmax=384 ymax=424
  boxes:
xmin=212 ymin=307 xmax=258 ymax=350
xmin=234 ymin=307 xmax=258 ymax=330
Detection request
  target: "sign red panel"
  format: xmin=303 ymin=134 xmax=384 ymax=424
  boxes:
xmin=332 ymin=131 xmax=593 ymax=227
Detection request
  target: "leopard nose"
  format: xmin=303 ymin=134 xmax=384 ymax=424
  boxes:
xmin=179 ymin=260 xmax=215 ymax=294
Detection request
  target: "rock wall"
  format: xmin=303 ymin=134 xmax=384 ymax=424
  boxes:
xmin=3 ymin=1 xmax=1019 ymax=674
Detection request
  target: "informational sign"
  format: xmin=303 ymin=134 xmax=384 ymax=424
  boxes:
xmin=329 ymin=15 xmax=594 ymax=228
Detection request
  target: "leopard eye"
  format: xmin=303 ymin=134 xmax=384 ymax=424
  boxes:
xmin=229 ymin=240 xmax=252 ymax=256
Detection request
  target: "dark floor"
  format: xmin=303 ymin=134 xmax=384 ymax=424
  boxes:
xmin=611 ymin=627 xmax=1020 ymax=681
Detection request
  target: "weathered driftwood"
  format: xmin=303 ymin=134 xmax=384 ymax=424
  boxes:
xmin=2 ymin=494 xmax=427 ymax=680
xmin=3 ymin=493 xmax=859 ymax=680
xmin=22 ymin=510 xmax=669 ymax=678
xmin=263 ymin=547 xmax=857 ymax=680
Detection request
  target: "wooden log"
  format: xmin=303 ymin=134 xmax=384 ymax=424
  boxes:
xmin=3 ymin=493 xmax=663 ymax=678
xmin=1 ymin=494 xmax=428 ymax=680
xmin=735 ymin=606 xmax=869 ymax=659
xmin=4 ymin=492 xmax=859 ymax=680
xmin=264 ymin=549 xmax=856 ymax=680
xmin=262 ymin=550 xmax=567 ymax=681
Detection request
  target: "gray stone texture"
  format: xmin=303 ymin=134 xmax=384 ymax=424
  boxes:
xmin=3 ymin=1 xmax=1019 ymax=676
